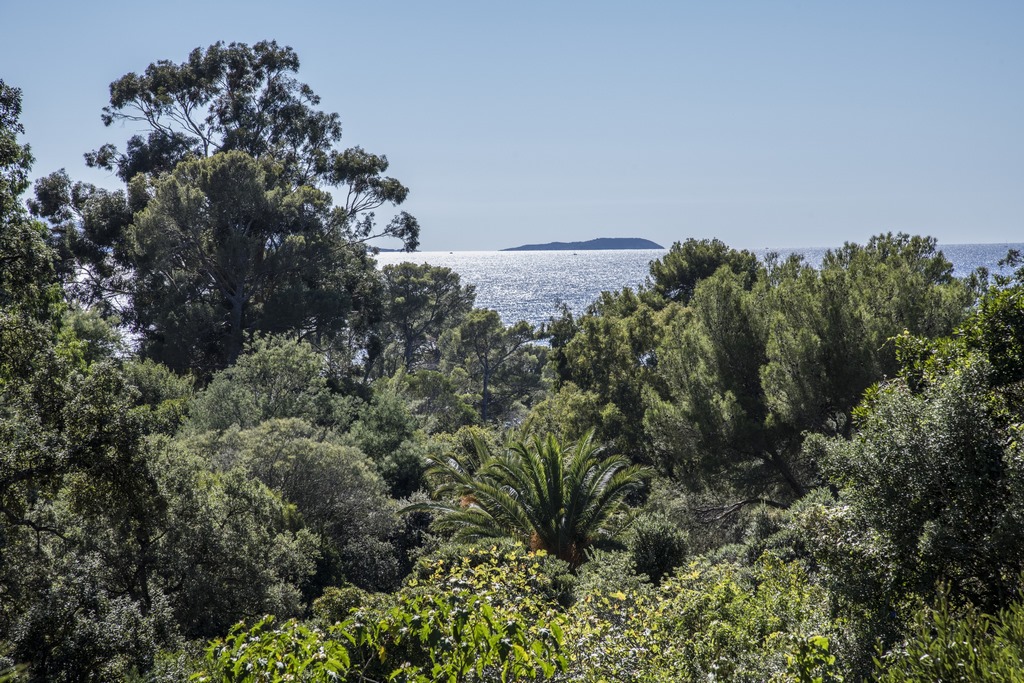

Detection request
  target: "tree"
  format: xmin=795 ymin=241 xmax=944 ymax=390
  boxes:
xmin=143 ymin=441 xmax=320 ymax=639
xmin=412 ymin=431 xmax=648 ymax=567
xmin=188 ymin=334 xmax=353 ymax=432
xmin=28 ymin=43 xmax=419 ymax=373
xmin=442 ymin=309 xmax=539 ymax=422
xmin=180 ymin=418 xmax=403 ymax=592
xmin=88 ymin=40 xmax=418 ymax=248
xmin=803 ymin=284 xmax=1024 ymax=614
xmin=348 ymin=381 xmax=427 ymax=498
xmin=646 ymin=267 xmax=788 ymax=491
xmin=0 ymin=80 xmax=32 ymax=226
xmin=799 ymin=355 xmax=1024 ymax=644
xmin=648 ymin=237 xmax=758 ymax=303
xmin=27 ymin=168 xmax=135 ymax=303
xmin=646 ymin=234 xmax=974 ymax=501
xmin=542 ymin=287 xmax=678 ymax=463
xmin=127 ymin=150 xmax=377 ymax=373
xmin=375 ymin=262 xmax=476 ymax=374
xmin=0 ymin=80 xmax=59 ymax=318
xmin=396 ymin=369 xmax=479 ymax=434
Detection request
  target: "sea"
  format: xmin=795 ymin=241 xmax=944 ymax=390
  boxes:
xmin=375 ymin=243 xmax=1023 ymax=327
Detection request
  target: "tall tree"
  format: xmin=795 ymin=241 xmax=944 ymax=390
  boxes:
xmin=442 ymin=309 xmax=538 ymax=422
xmin=648 ymin=237 xmax=758 ymax=303
xmin=126 ymin=150 xmax=377 ymax=373
xmin=28 ymin=42 xmax=419 ymax=374
xmin=376 ymin=262 xmax=476 ymax=374
xmin=88 ymin=40 xmax=418 ymax=248
xmin=646 ymin=234 xmax=974 ymax=501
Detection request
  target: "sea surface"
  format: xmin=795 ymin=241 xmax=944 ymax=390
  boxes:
xmin=375 ymin=243 xmax=1023 ymax=327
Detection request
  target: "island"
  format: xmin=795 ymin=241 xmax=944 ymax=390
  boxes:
xmin=502 ymin=237 xmax=664 ymax=251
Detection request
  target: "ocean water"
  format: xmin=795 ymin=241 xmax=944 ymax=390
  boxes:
xmin=375 ymin=243 xmax=1023 ymax=327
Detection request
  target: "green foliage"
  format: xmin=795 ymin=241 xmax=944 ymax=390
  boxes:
xmin=441 ymin=309 xmax=543 ymax=423
xmin=123 ymin=358 xmax=195 ymax=434
xmin=524 ymin=381 xmax=605 ymax=445
xmin=874 ymin=589 xmax=1024 ymax=682
xmin=198 ymin=548 xmax=570 ymax=682
xmin=189 ymin=335 xmax=354 ymax=433
xmin=571 ymin=548 xmax=653 ymax=605
xmin=627 ymin=511 xmax=689 ymax=584
xmin=33 ymin=42 xmax=419 ymax=373
xmin=648 ymin=556 xmax=837 ymax=681
xmin=6 ymin=61 xmax=1018 ymax=680
xmin=646 ymin=233 xmax=973 ymax=501
xmin=0 ymin=110 xmax=178 ymax=670
xmin=127 ymin=151 xmax=377 ymax=374
xmin=0 ymin=344 xmax=176 ymax=679
xmin=150 ymin=443 xmax=321 ymax=637
xmin=6 ymin=554 xmax=171 ymax=682
xmin=898 ymin=283 xmax=1024 ymax=391
xmin=561 ymin=578 xmax=657 ymax=680
xmin=375 ymin=262 xmax=476 ymax=374
xmin=195 ymin=616 xmax=352 ymax=683
xmin=0 ymin=80 xmax=33 ymax=215
xmin=399 ymin=369 xmax=479 ymax=434
xmin=349 ymin=381 xmax=426 ymax=497
xmin=562 ymin=554 xmax=839 ymax=682
xmin=0 ymin=80 xmax=61 ymax=321
xmin=311 ymin=585 xmax=371 ymax=625
xmin=649 ymin=237 xmax=758 ymax=303
xmin=812 ymin=356 xmax=1024 ymax=610
xmin=785 ymin=635 xmax=844 ymax=683
xmin=179 ymin=418 xmax=403 ymax=592
xmin=544 ymin=288 xmax=676 ymax=462
xmin=27 ymin=168 xmax=134 ymax=300
xmin=647 ymin=265 xmax=783 ymax=488
xmin=92 ymin=40 xmax=418 ymax=252
xmin=350 ymin=547 xmax=569 ymax=682
xmin=56 ymin=306 xmax=125 ymax=368
xmin=96 ymin=41 xmax=341 ymax=183
xmin=412 ymin=431 xmax=648 ymax=567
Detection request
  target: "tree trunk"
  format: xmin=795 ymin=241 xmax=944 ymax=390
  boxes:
xmin=768 ymin=450 xmax=806 ymax=498
xmin=227 ymin=289 xmax=245 ymax=364
xmin=481 ymin=359 xmax=490 ymax=422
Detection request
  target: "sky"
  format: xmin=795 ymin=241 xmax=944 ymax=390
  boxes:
xmin=3 ymin=1 xmax=1022 ymax=251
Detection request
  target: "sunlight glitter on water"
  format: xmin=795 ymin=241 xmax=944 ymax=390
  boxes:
xmin=375 ymin=244 xmax=1022 ymax=327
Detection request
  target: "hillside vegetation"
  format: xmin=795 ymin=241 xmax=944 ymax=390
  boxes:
xmin=2 ymin=45 xmax=1024 ymax=681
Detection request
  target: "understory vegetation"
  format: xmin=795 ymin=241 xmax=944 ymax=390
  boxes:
xmin=3 ymin=44 xmax=1024 ymax=681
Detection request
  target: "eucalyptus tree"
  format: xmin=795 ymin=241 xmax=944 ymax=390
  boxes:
xmin=411 ymin=431 xmax=648 ymax=567
xmin=89 ymin=40 xmax=419 ymax=245
xmin=29 ymin=42 xmax=419 ymax=375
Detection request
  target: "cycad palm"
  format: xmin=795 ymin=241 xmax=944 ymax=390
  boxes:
xmin=410 ymin=431 xmax=647 ymax=567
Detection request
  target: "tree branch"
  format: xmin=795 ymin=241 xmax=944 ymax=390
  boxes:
xmin=695 ymin=497 xmax=789 ymax=523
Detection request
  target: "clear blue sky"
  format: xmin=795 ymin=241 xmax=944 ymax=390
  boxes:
xmin=3 ymin=1 xmax=1022 ymax=250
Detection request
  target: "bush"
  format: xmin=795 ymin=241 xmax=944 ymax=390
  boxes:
xmin=875 ymin=588 xmax=1024 ymax=682
xmin=628 ymin=512 xmax=688 ymax=584
xmin=194 ymin=616 xmax=352 ymax=682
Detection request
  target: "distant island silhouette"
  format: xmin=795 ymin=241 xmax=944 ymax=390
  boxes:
xmin=503 ymin=237 xmax=664 ymax=251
